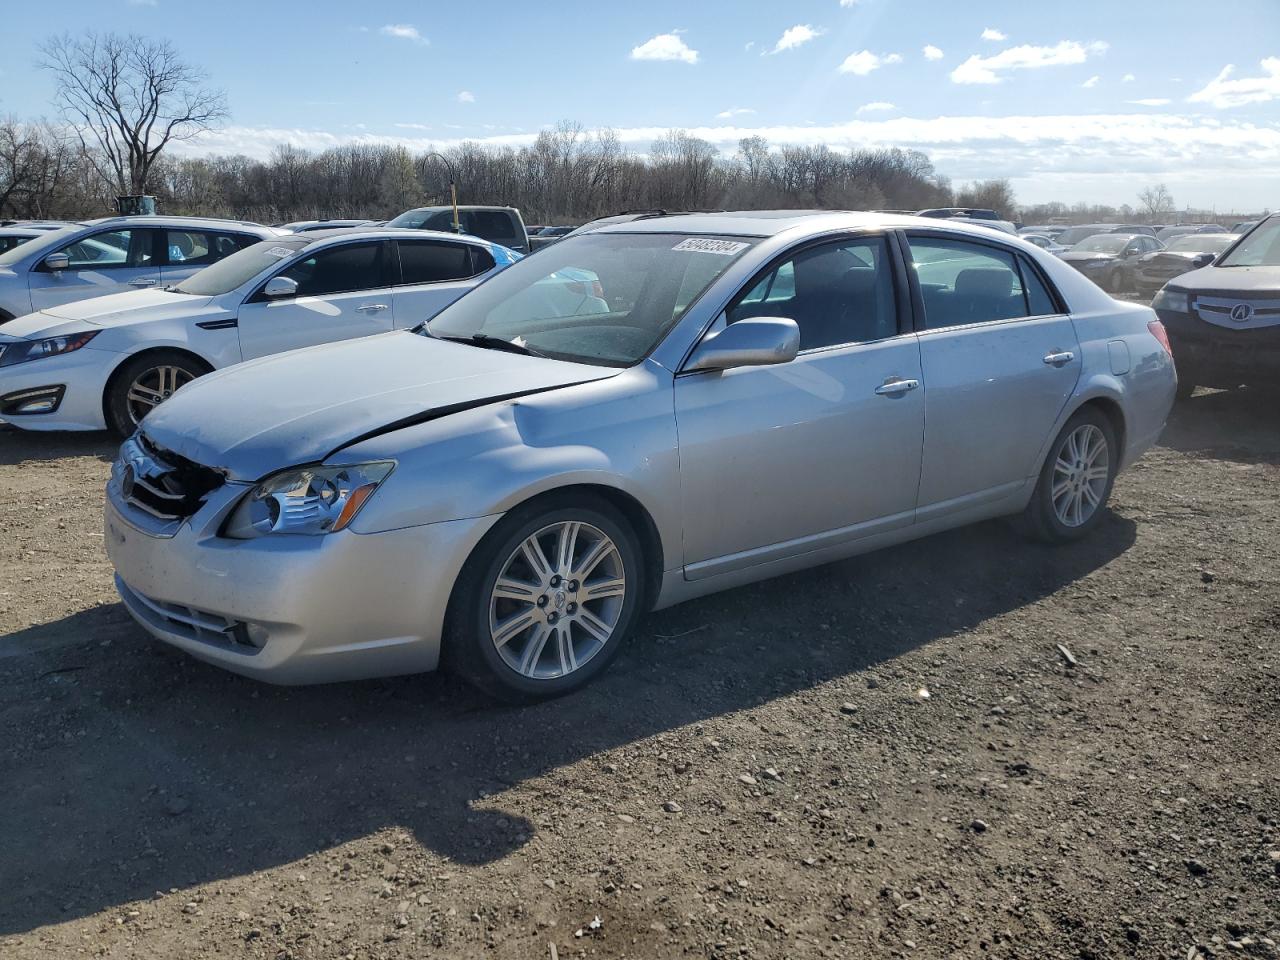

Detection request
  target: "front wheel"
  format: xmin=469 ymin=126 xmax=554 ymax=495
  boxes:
xmin=1107 ymin=268 xmax=1127 ymax=294
xmin=105 ymin=351 xmax=209 ymax=437
xmin=1021 ymin=408 xmax=1118 ymax=543
xmin=446 ymin=495 xmax=646 ymax=701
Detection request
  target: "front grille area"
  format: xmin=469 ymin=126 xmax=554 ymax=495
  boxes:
xmin=116 ymin=433 xmax=226 ymax=522
xmin=1194 ymin=295 xmax=1280 ymax=331
xmin=117 ymin=577 xmax=258 ymax=652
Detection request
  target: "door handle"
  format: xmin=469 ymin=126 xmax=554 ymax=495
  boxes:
xmin=356 ymin=303 xmax=389 ymax=313
xmin=875 ymin=378 xmax=920 ymax=396
xmin=128 ymin=278 xmax=157 ymax=287
xmin=1043 ymin=350 xmax=1075 ymax=366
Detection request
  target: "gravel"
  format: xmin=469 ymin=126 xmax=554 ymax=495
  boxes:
xmin=2 ymin=388 xmax=1279 ymax=959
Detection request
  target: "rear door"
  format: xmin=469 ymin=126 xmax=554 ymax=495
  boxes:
xmin=159 ymin=229 xmax=258 ymax=285
xmin=235 ymin=240 xmax=396 ymax=360
xmin=29 ymin=228 xmax=162 ymax=310
xmin=903 ymin=232 xmax=1081 ymax=517
xmin=391 ymin=238 xmax=491 ymax=326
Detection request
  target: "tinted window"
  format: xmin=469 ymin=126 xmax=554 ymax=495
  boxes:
xmin=59 ymin=229 xmax=153 ymax=269
xmin=472 ymin=246 xmax=495 ymax=272
xmin=397 ymin=240 xmax=475 ymax=284
xmin=1019 ymin=257 xmax=1059 ymax=316
xmin=277 ymin=242 xmax=385 ymax=297
xmin=0 ymin=236 xmax=33 ymax=253
xmin=464 ymin=211 xmax=520 ymax=244
xmin=908 ymin=237 xmax=1029 ymax=329
xmin=728 ymin=237 xmax=897 ymax=350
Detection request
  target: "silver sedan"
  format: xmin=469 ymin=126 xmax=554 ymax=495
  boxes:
xmin=104 ymin=212 xmax=1177 ymax=699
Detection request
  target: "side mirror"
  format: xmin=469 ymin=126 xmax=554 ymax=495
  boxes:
xmin=43 ymin=252 xmax=70 ymax=272
xmin=262 ymin=275 xmax=299 ymax=299
xmin=1191 ymin=253 xmax=1215 ymax=269
xmin=685 ymin=317 xmax=800 ymax=373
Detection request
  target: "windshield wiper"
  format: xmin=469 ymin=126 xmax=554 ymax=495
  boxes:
xmin=432 ymin=331 xmax=550 ymax=359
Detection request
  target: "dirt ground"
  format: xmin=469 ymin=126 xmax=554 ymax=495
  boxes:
xmin=1 ymin=388 xmax=1278 ymax=960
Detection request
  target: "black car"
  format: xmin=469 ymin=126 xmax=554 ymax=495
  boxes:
xmin=1153 ymin=214 xmax=1280 ymax=399
xmin=1060 ymin=233 xmax=1163 ymax=293
xmin=1131 ymin=233 xmax=1235 ymax=298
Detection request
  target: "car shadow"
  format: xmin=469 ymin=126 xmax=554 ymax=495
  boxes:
xmin=1160 ymin=387 xmax=1280 ymax=465
xmin=0 ymin=424 xmax=117 ymax=467
xmin=0 ymin=513 xmax=1137 ymax=934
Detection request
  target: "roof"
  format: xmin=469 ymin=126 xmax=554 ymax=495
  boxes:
xmin=594 ymin=209 xmax=1023 ymax=240
xmin=80 ymin=215 xmax=277 ymax=232
xmin=288 ymin=226 xmax=498 ymax=247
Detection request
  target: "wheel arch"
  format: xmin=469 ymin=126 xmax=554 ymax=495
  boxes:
xmin=101 ymin=345 xmax=216 ymax=428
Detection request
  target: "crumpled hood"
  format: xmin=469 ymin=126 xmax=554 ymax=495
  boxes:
xmin=0 ymin=290 xmax=215 ymax=339
xmin=140 ymin=331 xmax=618 ymax=480
xmin=1170 ymin=264 xmax=1280 ymax=294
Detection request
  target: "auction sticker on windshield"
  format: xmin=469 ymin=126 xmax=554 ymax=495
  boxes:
xmin=672 ymin=238 xmax=750 ymax=256
xmin=265 ymin=246 xmax=296 ymax=258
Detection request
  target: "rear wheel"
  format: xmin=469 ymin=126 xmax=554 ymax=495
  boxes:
xmin=1022 ymin=407 xmax=1118 ymax=543
xmin=105 ymin=350 xmax=210 ymax=437
xmin=446 ymin=495 xmax=646 ymax=701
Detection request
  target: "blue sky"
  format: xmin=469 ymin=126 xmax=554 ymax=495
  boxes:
xmin=3 ymin=0 xmax=1279 ymax=210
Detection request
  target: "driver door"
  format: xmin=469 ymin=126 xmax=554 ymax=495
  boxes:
xmin=673 ymin=235 xmax=925 ymax=579
xmin=235 ymin=240 xmax=396 ymax=360
xmin=29 ymin=228 xmax=162 ymax=311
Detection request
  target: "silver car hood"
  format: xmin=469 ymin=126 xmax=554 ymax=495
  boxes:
xmin=140 ymin=331 xmax=618 ymax=480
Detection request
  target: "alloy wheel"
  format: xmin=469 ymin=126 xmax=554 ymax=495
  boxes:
xmin=126 ymin=365 xmax=196 ymax=425
xmin=1051 ymin=423 xmax=1110 ymax=527
xmin=488 ymin=520 xmax=626 ymax=679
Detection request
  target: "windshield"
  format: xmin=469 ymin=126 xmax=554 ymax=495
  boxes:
xmin=1073 ymin=235 xmax=1129 ymax=253
xmin=424 ymin=232 xmax=758 ymax=367
xmin=1166 ymin=235 xmax=1233 ymax=254
xmin=0 ymin=226 xmax=81 ymax=267
xmin=173 ymin=238 xmax=309 ymax=295
xmin=1220 ymin=218 xmax=1280 ymax=267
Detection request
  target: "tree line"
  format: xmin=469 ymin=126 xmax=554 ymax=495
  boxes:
xmin=1 ymin=118 xmax=974 ymax=225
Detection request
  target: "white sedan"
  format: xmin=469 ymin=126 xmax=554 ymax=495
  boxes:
xmin=0 ymin=229 xmax=519 ymax=435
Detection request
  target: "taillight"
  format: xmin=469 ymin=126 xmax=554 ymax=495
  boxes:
xmin=591 ymin=280 xmax=605 ymax=299
xmin=1148 ymin=319 xmax=1173 ymax=357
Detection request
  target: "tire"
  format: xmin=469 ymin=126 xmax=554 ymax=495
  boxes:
xmin=1107 ymin=268 xmax=1126 ymax=294
xmin=445 ymin=493 xmax=647 ymax=702
xmin=104 ymin=350 xmax=210 ymax=437
xmin=1021 ymin=407 xmax=1118 ymax=543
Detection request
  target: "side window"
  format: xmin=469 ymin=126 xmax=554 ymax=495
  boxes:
xmin=463 ymin=211 xmax=521 ymax=246
xmin=58 ymin=229 xmax=152 ymax=269
xmin=727 ymin=236 xmax=897 ymax=350
xmin=276 ymin=242 xmax=385 ymax=297
xmin=907 ymin=237 xmax=1028 ymax=329
xmin=471 ymin=246 xmax=496 ymax=272
xmin=1018 ymin=256 xmax=1060 ymax=316
xmin=397 ymin=240 xmax=475 ymax=285
xmin=166 ymin=230 xmax=212 ymax=265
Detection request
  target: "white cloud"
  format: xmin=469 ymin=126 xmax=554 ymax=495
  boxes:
xmin=457 ymin=90 xmax=475 ymax=103
xmin=379 ymin=24 xmax=427 ymax=45
xmin=923 ymin=44 xmax=944 ymax=61
xmin=950 ymin=40 xmax=1108 ymax=85
xmin=716 ymin=107 xmax=756 ymax=119
xmin=1122 ymin=73 xmax=1136 ymax=82
xmin=631 ymin=32 xmax=699 ymax=64
xmin=857 ymin=102 xmax=896 ymax=114
xmin=744 ymin=41 xmax=755 ymax=52
xmin=1188 ymin=58 xmax=1280 ymax=109
xmin=839 ymin=0 xmax=858 ymax=6
xmin=1128 ymin=98 xmax=1171 ymax=107
xmin=394 ymin=122 xmax=432 ymax=131
xmin=1082 ymin=75 xmax=1100 ymax=88
xmin=768 ymin=24 xmax=825 ymax=55
xmin=127 ymin=0 xmax=157 ymax=6
xmin=838 ymin=50 xmax=902 ymax=76
xmin=981 ymin=28 xmax=1006 ymax=41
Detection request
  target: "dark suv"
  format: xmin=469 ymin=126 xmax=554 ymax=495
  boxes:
xmin=1152 ymin=215 xmax=1280 ymax=398
xmin=387 ymin=205 xmax=530 ymax=255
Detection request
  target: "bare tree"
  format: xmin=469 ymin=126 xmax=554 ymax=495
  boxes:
xmin=955 ymin=179 xmax=1016 ymax=219
xmin=40 ymin=32 xmax=227 ymax=197
xmin=1137 ymin=183 xmax=1175 ymax=221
